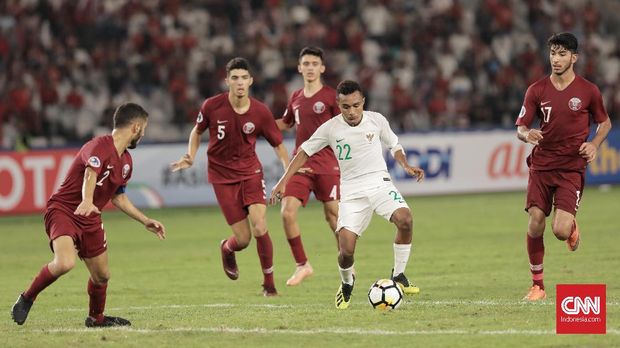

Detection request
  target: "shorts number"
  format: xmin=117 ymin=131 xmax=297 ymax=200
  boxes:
xmin=217 ymin=125 xmax=226 ymax=140
xmin=329 ymin=185 xmax=338 ymax=200
xmin=96 ymin=170 xmax=110 ymax=187
xmin=389 ymin=190 xmax=404 ymax=203
xmin=336 ymin=144 xmax=352 ymax=160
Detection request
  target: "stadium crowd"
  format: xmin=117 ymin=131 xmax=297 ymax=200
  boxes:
xmin=1 ymin=0 xmax=619 ymax=150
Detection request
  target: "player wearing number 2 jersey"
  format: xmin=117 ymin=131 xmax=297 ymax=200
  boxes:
xmin=271 ymin=80 xmax=425 ymax=309
xmin=171 ymin=57 xmax=289 ymax=296
xmin=276 ymin=47 xmax=340 ymax=286
xmin=11 ymin=103 xmax=166 ymax=327
xmin=516 ymin=32 xmax=612 ymax=301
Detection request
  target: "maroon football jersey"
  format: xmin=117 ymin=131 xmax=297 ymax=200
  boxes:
xmin=516 ymin=75 xmax=608 ymax=171
xmin=282 ymin=86 xmax=340 ymax=175
xmin=197 ymin=93 xmax=283 ymax=184
xmin=48 ymin=135 xmax=133 ymax=222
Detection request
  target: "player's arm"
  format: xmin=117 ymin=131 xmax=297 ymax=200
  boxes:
xmin=392 ymin=145 xmax=424 ymax=182
xmin=170 ymin=125 xmax=203 ymax=171
xmin=517 ymin=125 xmax=543 ymax=145
xmin=579 ymin=117 xmax=612 ymax=162
xmin=276 ymin=119 xmax=293 ymax=131
xmin=273 ymin=143 xmax=290 ymax=170
xmin=74 ymin=167 xmax=101 ymax=217
xmin=111 ymin=192 xmax=166 ymax=240
xmin=269 ymin=150 xmax=309 ymax=205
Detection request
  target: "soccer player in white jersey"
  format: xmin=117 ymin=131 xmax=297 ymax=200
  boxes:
xmin=270 ymin=80 xmax=425 ymax=309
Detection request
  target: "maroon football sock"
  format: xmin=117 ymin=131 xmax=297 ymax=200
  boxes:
xmin=287 ymin=235 xmax=308 ymax=266
xmin=223 ymin=236 xmax=243 ymax=253
xmin=88 ymin=279 xmax=108 ymax=323
xmin=527 ymin=234 xmax=545 ymax=290
xmin=255 ymin=232 xmax=274 ymax=287
xmin=23 ymin=264 xmax=58 ymax=301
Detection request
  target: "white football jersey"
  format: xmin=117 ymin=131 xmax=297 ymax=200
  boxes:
xmin=300 ymin=110 xmax=399 ymax=198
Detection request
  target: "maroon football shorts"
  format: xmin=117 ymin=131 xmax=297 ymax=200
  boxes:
xmin=44 ymin=208 xmax=107 ymax=259
xmin=213 ymin=176 xmax=266 ymax=225
xmin=283 ymin=173 xmax=340 ymax=206
xmin=525 ymin=170 xmax=585 ymax=216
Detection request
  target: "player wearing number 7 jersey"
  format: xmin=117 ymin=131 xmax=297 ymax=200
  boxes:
xmin=270 ymin=80 xmax=425 ymax=309
xmin=516 ymin=32 xmax=612 ymax=301
xmin=171 ymin=57 xmax=289 ymax=297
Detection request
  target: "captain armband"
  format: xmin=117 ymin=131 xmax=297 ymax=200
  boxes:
xmin=390 ymin=144 xmax=404 ymax=158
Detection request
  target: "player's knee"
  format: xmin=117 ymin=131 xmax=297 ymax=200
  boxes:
xmin=393 ymin=212 xmax=413 ymax=233
xmin=52 ymin=261 xmax=74 ymax=275
xmin=281 ymin=207 xmax=297 ymax=225
xmin=91 ymin=271 xmax=110 ymax=285
xmin=552 ymin=220 xmax=572 ymax=240
xmin=236 ymin=236 xmax=251 ymax=249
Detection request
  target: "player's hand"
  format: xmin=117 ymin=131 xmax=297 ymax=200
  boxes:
xmin=404 ymin=166 xmax=425 ymax=182
xmin=170 ymin=154 xmax=193 ymax=172
xmin=579 ymin=142 xmax=597 ymax=163
xmin=144 ymin=218 xmax=166 ymax=240
xmin=269 ymin=183 xmax=285 ymax=206
xmin=525 ymin=129 xmax=543 ymax=145
xmin=297 ymin=167 xmax=314 ymax=174
xmin=74 ymin=201 xmax=101 ymax=217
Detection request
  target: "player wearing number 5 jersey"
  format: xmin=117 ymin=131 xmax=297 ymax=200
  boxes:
xmin=276 ymin=47 xmax=341 ymax=286
xmin=270 ymin=80 xmax=425 ymax=309
xmin=516 ymin=32 xmax=612 ymax=301
xmin=171 ymin=57 xmax=289 ymax=296
xmin=11 ymin=103 xmax=166 ymax=327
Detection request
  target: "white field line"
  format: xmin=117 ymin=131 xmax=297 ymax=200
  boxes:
xmin=35 ymin=327 xmax=620 ymax=336
xmin=54 ymin=300 xmax=620 ymax=312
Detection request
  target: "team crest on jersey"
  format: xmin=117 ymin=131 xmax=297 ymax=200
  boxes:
xmin=88 ymin=156 xmax=101 ymax=168
xmin=122 ymin=164 xmax=130 ymax=178
xmin=366 ymin=132 xmax=375 ymax=143
xmin=518 ymin=105 xmax=526 ymax=118
xmin=568 ymin=97 xmax=582 ymax=111
xmin=197 ymin=112 xmax=203 ymax=123
xmin=313 ymin=101 xmax=326 ymax=114
xmin=243 ymin=122 xmax=256 ymax=134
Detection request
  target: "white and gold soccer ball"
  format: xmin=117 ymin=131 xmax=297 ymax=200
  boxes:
xmin=367 ymin=279 xmax=404 ymax=310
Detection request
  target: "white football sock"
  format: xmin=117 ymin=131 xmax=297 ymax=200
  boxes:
xmin=393 ymin=243 xmax=412 ymax=277
xmin=339 ymin=264 xmax=355 ymax=285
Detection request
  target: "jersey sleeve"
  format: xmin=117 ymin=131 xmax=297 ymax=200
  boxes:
xmin=80 ymin=141 xmax=108 ymax=176
xmin=300 ymin=120 xmax=331 ymax=156
xmin=261 ymin=108 xmax=284 ymax=147
xmin=281 ymin=99 xmax=295 ymax=126
xmin=589 ymin=84 xmax=610 ymax=123
xmin=515 ymin=85 xmax=538 ymax=127
xmin=378 ymin=113 xmax=399 ymax=150
xmin=196 ymin=99 xmax=210 ymax=133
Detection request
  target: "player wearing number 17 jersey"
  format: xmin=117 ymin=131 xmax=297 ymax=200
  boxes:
xmin=516 ymin=32 xmax=612 ymax=301
xmin=271 ymin=80 xmax=425 ymax=309
xmin=171 ymin=57 xmax=289 ymax=296
xmin=276 ymin=47 xmax=341 ymax=286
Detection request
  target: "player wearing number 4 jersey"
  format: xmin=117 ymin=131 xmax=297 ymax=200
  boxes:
xmin=11 ymin=103 xmax=166 ymax=327
xmin=276 ymin=47 xmax=341 ymax=286
xmin=516 ymin=32 xmax=612 ymax=301
xmin=271 ymin=80 xmax=425 ymax=309
xmin=171 ymin=57 xmax=289 ymax=297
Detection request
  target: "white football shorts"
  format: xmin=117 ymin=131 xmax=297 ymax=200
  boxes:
xmin=336 ymin=180 xmax=410 ymax=236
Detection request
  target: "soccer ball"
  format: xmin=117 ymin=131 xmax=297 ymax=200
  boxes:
xmin=367 ymin=279 xmax=403 ymax=310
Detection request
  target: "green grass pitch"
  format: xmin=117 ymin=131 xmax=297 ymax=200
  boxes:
xmin=1 ymin=187 xmax=619 ymax=347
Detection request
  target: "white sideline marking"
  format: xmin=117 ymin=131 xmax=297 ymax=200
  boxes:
xmin=37 ymin=327 xmax=620 ymax=336
xmin=55 ymin=300 xmax=620 ymax=312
